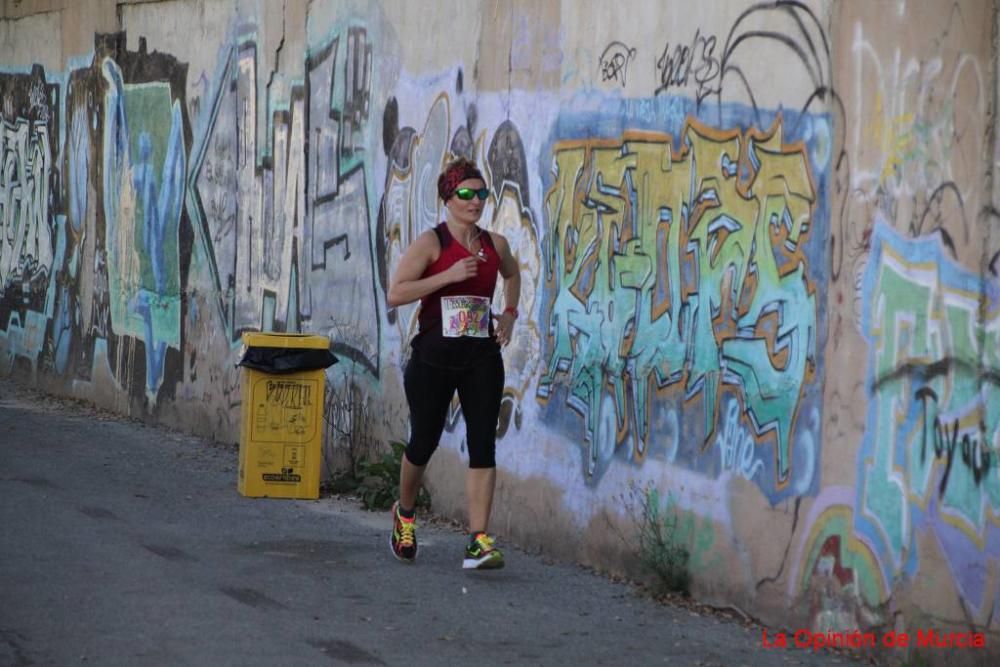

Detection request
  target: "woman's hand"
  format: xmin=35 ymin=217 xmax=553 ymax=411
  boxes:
xmin=493 ymin=311 xmax=515 ymax=346
xmin=443 ymin=257 xmax=479 ymax=284
xmin=492 ymin=233 xmax=521 ymax=348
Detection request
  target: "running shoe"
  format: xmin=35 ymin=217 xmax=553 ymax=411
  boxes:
xmin=463 ymin=532 xmax=504 ymax=569
xmin=390 ymin=501 xmax=417 ymax=562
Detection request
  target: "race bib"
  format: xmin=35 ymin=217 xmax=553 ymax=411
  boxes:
xmin=441 ymin=295 xmax=491 ymax=338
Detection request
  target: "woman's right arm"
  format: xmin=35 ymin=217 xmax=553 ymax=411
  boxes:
xmin=387 ymin=231 xmax=478 ymax=307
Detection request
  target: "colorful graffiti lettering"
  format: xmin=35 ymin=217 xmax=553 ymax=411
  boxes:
xmin=858 ymin=219 xmax=1000 ymax=620
xmin=188 ymin=26 xmax=379 ymax=374
xmin=538 ymin=113 xmax=820 ymax=498
xmin=0 ymin=36 xmax=194 ymax=406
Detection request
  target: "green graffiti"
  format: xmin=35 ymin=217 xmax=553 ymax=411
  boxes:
xmin=540 ymin=118 xmax=817 ymax=485
xmin=860 ymin=223 xmax=1000 ymax=579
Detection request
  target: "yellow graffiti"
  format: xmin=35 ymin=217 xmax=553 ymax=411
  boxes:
xmin=540 ymin=116 xmax=817 ymax=487
xmin=867 ymin=93 xmax=917 ymax=184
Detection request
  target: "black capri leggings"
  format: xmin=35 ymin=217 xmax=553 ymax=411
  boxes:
xmin=403 ymin=351 xmax=504 ymax=468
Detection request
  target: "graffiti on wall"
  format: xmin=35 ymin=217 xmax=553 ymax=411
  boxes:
xmin=537 ymin=108 xmax=827 ymax=502
xmin=74 ymin=37 xmax=190 ymax=402
xmin=654 ymin=28 xmax=719 ymax=101
xmin=644 ymin=3 xmax=850 ymax=290
xmin=789 ymin=491 xmax=888 ymax=634
xmin=850 ymin=10 xmax=986 ymax=242
xmin=377 ymin=74 xmax=542 ymax=437
xmin=0 ymin=65 xmax=59 ymax=371
xmin=188 ymin=25 xmax=380 ymax=374
xmin=0 ymin=36 xmax=193 ymax=405
xmin=102 ymin=55 xmax=187 ymax=399
xmin=2 ymin=25 xmax=385 ymax=418
xmin=858 ymin=219 xmax=1000 ymax=621
xmin=839 ymin=5 xmax=990 ymax=338
xmin=571 ymin=2 xmax=843 ymax=499
xmin=599 ymin=41 xmax=637 ymax=88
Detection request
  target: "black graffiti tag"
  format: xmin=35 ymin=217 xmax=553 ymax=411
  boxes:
xmin=655 ymin=28 xmax=720 ymax=100
xmin=599 ymin=41 xmax=637 ymax=87
xmin=917 ymin=387 xmax=993 ymax=495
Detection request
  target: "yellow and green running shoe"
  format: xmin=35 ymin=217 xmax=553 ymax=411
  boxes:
xmin=463 ymin=532 xmax=504 ymax=570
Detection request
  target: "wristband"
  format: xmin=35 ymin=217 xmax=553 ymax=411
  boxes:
xmin=503 ymin=306 xmax=519 ymax=320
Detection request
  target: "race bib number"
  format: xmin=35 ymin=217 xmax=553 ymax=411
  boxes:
xmin=441 ymin=296 xmax=491 ymax=338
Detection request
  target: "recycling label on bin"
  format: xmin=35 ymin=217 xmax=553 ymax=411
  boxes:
xmin=262 ymin=467 xmax=302 ymax=483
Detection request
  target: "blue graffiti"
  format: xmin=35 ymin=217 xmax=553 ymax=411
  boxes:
xmin=102 ymin=58 xmax=185 ymax=398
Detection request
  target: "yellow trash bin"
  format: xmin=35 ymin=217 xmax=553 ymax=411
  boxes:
xmin=237 ymin=332 xmax=336 ymax=499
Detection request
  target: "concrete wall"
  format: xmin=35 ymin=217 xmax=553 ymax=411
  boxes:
xmin=2 ymin=0 xmax=997 ymax=659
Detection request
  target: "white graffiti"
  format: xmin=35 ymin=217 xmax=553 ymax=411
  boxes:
xmin=845 ymin=12 xmax=987 ymax=307
xmin=192 ymin=32 xmax=380 ymax=373
xmin=717 ymin=398 xmax=764 ymax=481
xmin=0 ymin=117 xmax=53 ymax=289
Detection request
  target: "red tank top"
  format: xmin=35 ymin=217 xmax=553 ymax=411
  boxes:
xmin=412 ymin=223 xmax=501 ymax=367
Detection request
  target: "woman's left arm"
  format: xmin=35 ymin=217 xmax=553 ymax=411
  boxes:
xmin=493 ymin=233 xmax=521 ymax=346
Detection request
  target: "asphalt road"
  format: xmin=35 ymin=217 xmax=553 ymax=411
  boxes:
xmin=0 ymin=382 xmax=865 ymax=666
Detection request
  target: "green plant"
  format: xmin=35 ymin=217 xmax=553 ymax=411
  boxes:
xmin=354 ymin=440 xmax=431 ymax=511
xmin=625 ymin=481 xmax=691 ymax=595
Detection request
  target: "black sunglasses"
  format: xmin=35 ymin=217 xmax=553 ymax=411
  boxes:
xmin=454 ymin=187 xmax=489 ymax=201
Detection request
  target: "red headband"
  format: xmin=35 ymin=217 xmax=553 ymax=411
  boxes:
xmin=437 ymin=161 xmax=484 ymax=201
